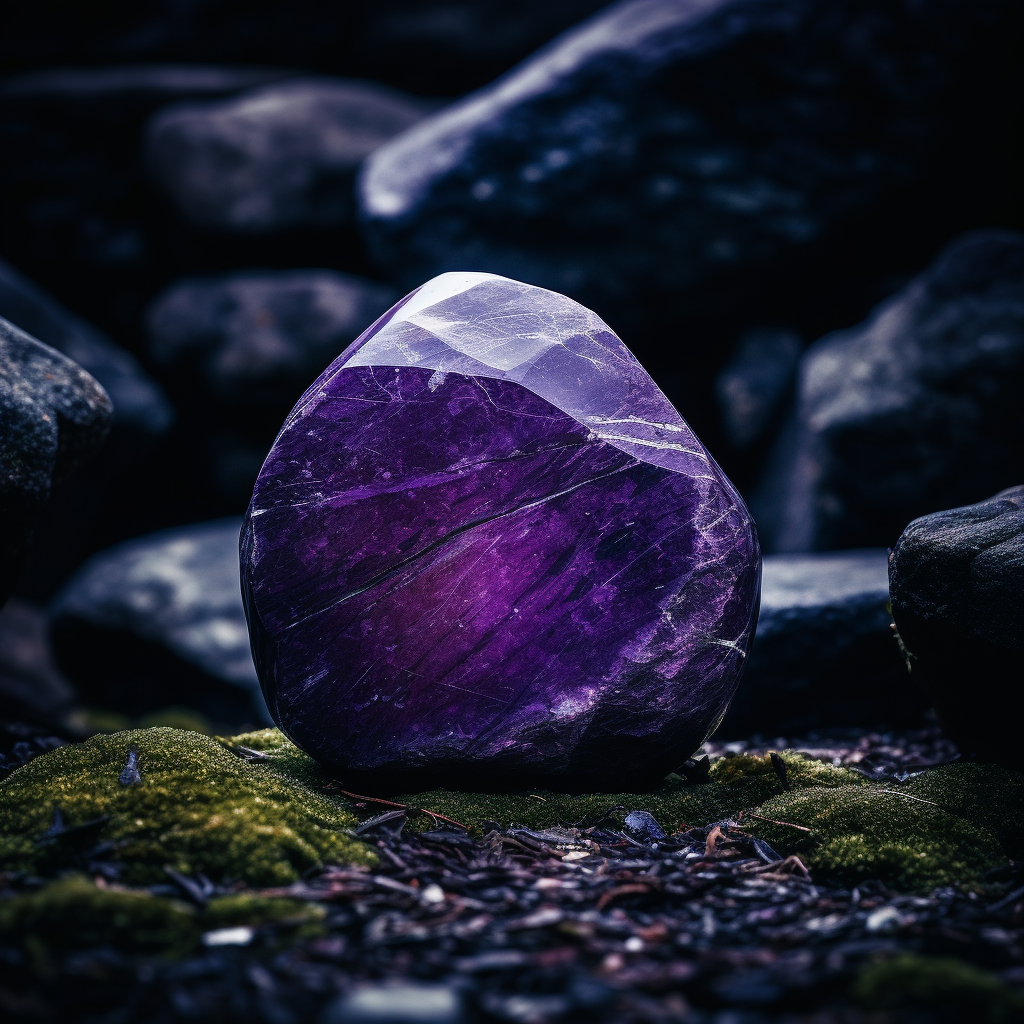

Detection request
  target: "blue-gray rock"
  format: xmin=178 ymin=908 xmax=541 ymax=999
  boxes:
xmin=147 ymin=79 xmax=433 ymax=234
xmin=48 ymin=518 xmax=267 ymax=726
xmin=719 ymin=549 xmax=920 ymax=738
xmin=323 ymin=983 xmax=462 ymax=1024
xmin=0 ymin=317 xmax=112 ymax=601
xmin=753 ymin=229 xmax=1024 ymax=552
xmin=0 ymin=257 xmax=173 ymax=455
xmin=145 ymin=269 xmax=399 ymax=405
xmin=889 ymin=486 xmax=1024 ymax=765
xmin=715 ymin=328 xmax=801 ymax=450
xmin=623 ymin=810 xmax=667 ymax=842
xmin=358 ymin=0 xmax=1020 ymax=333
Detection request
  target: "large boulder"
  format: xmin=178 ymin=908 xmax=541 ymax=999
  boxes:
xmin=719 ymin=550 xmax=921 ymax=738
xmin=753 ymin=230 xmax=1024 ymax=552
xmin=358 ymin=0 xmax=1021 ymax=336
xmin=146 ymin=79 xmax=433 ymax=234
xmin=889 ymin=486 xmax=1024 ymax=765
xmin=0 ymin=317 xmax=111 ymax=601
xmin=0 ymin=65 xmax=295 ymax=333
xmin=241 ymin=272 xmax=760 ymax=792
xmin=49 ymin=519 xmax=267 ymax=728
xmin=145 ymin=269 xmax=399 ymax=406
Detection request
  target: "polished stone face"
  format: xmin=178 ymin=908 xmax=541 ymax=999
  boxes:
xmin=241 ymin=273 xmax=760 ymax=791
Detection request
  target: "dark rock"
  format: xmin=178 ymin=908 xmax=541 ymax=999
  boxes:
xmin=0 ymin=316 xmax=112 ymax=601
xmin=889 ymin=486 xmax=1024 ymax=765
xmin=715 ymin=328 xmax=802 ymax=450
xmin=0 ymin=598 xmax=76 ymax=725
xmin=0 ymin=257 xmax=173 ymax=455
xmin=719 ymin=550 xmax=921 ymax=738
xmin=358 ymin=0 xmax=1022 ymax=336
xmin=0 ymin=2 xmax=611 ymax=98
xmin=145 ymin=269 xmax=399 ymax=405
xmin=623 ymin=810 xmax=667 ymax=842
xmin=753 ymin=230 xmax=1024 ymax=552
xmin=49 ymin=518 xmax=267 ymax=727
xmin=147 ymin=79 xmax=433 ymax=234
xmin=0 ymin=64 xmax=296 ymax=333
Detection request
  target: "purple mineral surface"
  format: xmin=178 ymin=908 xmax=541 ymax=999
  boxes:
xmin=241 ymin=273 xmax=760 ymax=792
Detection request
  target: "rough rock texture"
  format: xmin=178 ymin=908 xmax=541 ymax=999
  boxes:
xmin=0 ymin=317 xmax=112 ymax=602
xmin=719 ymin=550 xmax=920 ymax=738
xmin=754 ymin=229 xmax=1024 ymax=552
xmin=147 ymin=79 xmax=433 ymax=233
xmin=889 ymin=486 xmax=1024 ymax=765
xmin=0 ymin=599 xmax=76 ymax=726
xmin=0 ymin=258 xmax=173 ymax=453
xmin=715 ymin=328 xmax=801 ymax=451
xmin=358 ymin=0 xmax=1021 ymax=334
xmin=49 ymin=519 xmax=266 ymax=726
xmin=242 ymin=272 xmax=760 ymax=792
xmin=146 ymin=269 xmax=399 ymax=406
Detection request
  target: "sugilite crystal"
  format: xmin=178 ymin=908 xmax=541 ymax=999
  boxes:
xmin=241 ymin=273 xmax=760 ymax=791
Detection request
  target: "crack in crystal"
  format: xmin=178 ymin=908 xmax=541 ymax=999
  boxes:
xmin=283 ymin=461 xmax=639 ymax=630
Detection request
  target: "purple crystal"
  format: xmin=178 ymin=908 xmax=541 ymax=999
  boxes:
xmin=241 ymin=274 xmax=760 ymax=791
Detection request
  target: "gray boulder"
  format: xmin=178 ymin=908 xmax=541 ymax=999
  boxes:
xmin=0 ymin=598 xmax=76 ymax=725
xmin=147 ymin=78 xmax=432 ymax=233
xmin=889 ymin=486 xmax=1024 ymax=765
xmin=49 ymin=518 xmax=267 ymax=727
xmin=719 ymin=550 xmax=920 ymax=737
xmin=145 ymin=269 xmax=399 ymax=405
xmin=0 ymin=317 xmax=112 ymax=600
xmin=753 ymin=229 xmax=1024 ymax=552
xmin=0 ymin=257 xmax=173 ymax=455
xmin=358 ymin=0 xmax=1020 ymax=333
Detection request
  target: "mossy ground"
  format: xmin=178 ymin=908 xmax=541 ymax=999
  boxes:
xmin=0 ymin=727 xmax=375 ymax=885
xmin=853 ymin=954 xmax=1024 ymax=1023
xmin=0 ymin=876 xmax=326 ymax=959
xmin=1 ymin=727 xmax=1020 ymax=892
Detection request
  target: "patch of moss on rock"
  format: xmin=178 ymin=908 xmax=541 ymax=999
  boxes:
xmin=0 ymin=876 xmax=199 ymax=957
xmin=390 ymin=751 xmax=861 ymax=834
xmin=853 ymin=954 xmax=1024 ymax=1023
xmin=0 ymin=728 xmax=375 ymax=885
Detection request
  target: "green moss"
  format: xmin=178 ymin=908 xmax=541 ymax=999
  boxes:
xmin=0 ymin=728 xmax=375 ymax=885
xmin=0 ymin=876 xmax=198 ymax=956
xmin=203 ymin=893 xmax=326 ymax=940
xmin=391 ymin=752 xmax=861 ymax=834
xmin=853 ymin=954 xmax=1024 ymax=1023
xmin=746 ymin=783 xmax=1005 ymax=889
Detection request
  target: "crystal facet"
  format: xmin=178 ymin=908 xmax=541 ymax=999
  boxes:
xmin=241 ymin=274 xmax=760 ymax=791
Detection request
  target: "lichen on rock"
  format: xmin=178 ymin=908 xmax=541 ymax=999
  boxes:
xmin=0 ymin=727 xmax=375 ymax=885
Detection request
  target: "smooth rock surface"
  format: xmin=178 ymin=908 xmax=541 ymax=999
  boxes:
xmin=753 ymin=230 xmax=1024 ymax=552
xmin=890 ymin=486 xmax=1024 ymax=765
xmin=0 ymin=317 xmax=112 ymax=601
xmin=359 ymin=0 xmax=1020 ymax=332
xmin=0 ymin=257 xmax=173 ymax=453
xmin=147 ymin=78 xmax=432 ymax=233
xmin=242 ymin=272 xmax=760 ymax=792
xmin=49 ymin=519 xmax=267 ymax=726
xmin=146 ymin=269 xmax=399 ymax=405
xmin=719 ymin=550 xmax=921 ymax=738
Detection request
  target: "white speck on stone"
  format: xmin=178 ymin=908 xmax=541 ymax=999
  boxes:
xmin=202 ymin=926 xmax=254 ymax=947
